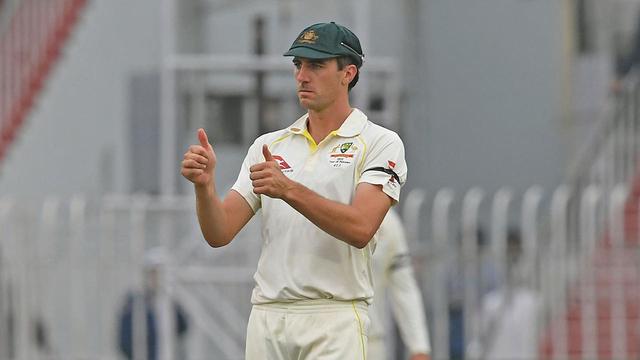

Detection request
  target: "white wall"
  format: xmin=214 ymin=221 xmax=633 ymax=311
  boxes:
xmin=0 ymin=0 xmax=162 ymax=198
xmin=404 ymin=0 xmax=569 ymax=193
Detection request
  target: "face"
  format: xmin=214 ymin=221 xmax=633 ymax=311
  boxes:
xmin=292 ymin=57 xmax=355 ymax=111
xmin=144 ymin=267 xmax=159 ymax=293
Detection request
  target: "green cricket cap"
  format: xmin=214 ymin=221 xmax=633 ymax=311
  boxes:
xmin=283 ymin=22 xmax=364 ymax=67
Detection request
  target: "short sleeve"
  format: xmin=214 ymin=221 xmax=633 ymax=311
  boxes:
xmin=358 ymin=132 xmax=407 ymax=202
xmin=231 ymin=141 xmax=262 ymax=213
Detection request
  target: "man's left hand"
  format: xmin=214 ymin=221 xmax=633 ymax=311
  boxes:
xmin=249 ymin=145 xmax=295 ymax=199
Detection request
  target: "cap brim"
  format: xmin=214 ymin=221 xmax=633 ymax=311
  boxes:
xmin=283 ymin=46 xmax=339 ymax=59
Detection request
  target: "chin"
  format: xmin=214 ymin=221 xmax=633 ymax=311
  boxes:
xmin=299 ymin=99 xmax=313 ymax=109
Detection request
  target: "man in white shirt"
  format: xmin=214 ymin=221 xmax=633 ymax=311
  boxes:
xmin=369 ymin=209 xmax=431 ymax=360
xmin=472 ymin=229 xmax=541 ymax=360
xmin=181 ymin=22 xmax=407 ymax=360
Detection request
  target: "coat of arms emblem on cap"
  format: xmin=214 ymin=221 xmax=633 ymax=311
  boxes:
xmin=298 ymin=30 xmax=319 ymax=44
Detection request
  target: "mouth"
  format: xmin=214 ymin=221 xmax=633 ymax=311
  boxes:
xmin=298 ymin=89 xmax=314 ymax=95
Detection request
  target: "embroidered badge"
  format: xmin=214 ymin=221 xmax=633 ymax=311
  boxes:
xmin=298 ymin=30 xmax=319 ymax=44
xmin=340 ymin=142 xmax=353 ymax=153
xmin=328 ymin=142 xmax=358 ymax=168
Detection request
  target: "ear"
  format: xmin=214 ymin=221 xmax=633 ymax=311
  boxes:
xmin=343 ymin=64 xmax=357 ymax=86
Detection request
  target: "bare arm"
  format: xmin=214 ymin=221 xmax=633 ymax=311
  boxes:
xmin=250 ymin=145 xmax=392 ymax=248
xmin=282 ymin=182 xmax=391 ymax=248
xmin=181 ymin=129 xmax=254 ymax=247
xmin=194 ymin=185 xmax=254 ymax=247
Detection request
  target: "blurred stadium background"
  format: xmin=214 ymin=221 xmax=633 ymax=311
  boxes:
xmin=1 ymin=0 xmax=640 ymax=359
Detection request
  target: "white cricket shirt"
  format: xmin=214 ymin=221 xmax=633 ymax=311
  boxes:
xmin=231 ymin=108 xmax=407 ymax=305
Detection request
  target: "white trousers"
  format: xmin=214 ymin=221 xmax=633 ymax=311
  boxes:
xmin=245 ymin=300 xmax=370 ymax=360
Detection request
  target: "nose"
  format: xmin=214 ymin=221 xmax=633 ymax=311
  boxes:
xmin=295 ymin=64 xmax=310 ymax=83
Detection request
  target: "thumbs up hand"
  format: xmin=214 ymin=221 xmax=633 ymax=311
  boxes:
xmin=249 ymin=144 xmax=295 ymax=199
xmin=181 ymin=128 xmax=217 ymax=187
xmin=262 ymin=144 xmax=274 ymax=162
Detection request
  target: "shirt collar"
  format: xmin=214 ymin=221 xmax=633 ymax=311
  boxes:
xmin=287 ymin=108 xmax=368 ymax=137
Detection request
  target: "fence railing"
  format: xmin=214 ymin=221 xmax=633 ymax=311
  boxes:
xmin=1 ymin=187 xmax=636 ymax=360
xmin=568 ymin=73 xmax=640 ymax=196
xmin=402 ymin=184 xmax=640 ymax=360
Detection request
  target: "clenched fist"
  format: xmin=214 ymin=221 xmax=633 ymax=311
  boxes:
xmin=181 ymin=128 xmax=217 ymax=187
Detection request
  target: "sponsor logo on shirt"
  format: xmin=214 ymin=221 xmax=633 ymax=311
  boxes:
xmin=273 ymin=155 xmax=294 ymax=173
xmin=387 ymin=160 xmax=399 ymax=188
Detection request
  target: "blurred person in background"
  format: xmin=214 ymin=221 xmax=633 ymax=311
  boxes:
xmin=612 ymin=8 xmax=640 ymax=93
xmin=446 ymin=228 xmax=497 ymax=360
xmin=369 ymin=208 xmax=431 ymax=360
xmin=181 ymin=21 xmax=407 ymax=360
xmin=117 ymin=247 xmax=189 ymax=360
xmin=471 ymin=229 xmax=541 ymax=360
xmin=0 ymin=251 xmax=50 ymax=359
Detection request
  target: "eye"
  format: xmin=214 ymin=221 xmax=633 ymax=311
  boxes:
xmin=292 ymin=61 xmax=301 ymax=69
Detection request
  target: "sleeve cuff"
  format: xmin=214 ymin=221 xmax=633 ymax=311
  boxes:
xmin=358 ymin=173 xmax=401 ymax=202
xmin=230 ymin=187 xmax=260 ymax=213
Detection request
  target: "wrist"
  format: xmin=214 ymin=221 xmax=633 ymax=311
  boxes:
xmin=282 ymin=180 xmax=301 ymax=203
xmin=194 ymin=181 xmax=215 ymax=197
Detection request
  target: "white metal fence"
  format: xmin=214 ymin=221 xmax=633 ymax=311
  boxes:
xmin=402 ymin=184 xmax=638 ymax=360
xmin=0 ymin=195 xmax=260 ymax=360
xmin=1 ymin=185 xmax=637 ymax=360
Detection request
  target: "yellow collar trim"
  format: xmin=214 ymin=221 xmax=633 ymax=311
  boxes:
xmin=300 ymin=128 xmax=339 ymax=153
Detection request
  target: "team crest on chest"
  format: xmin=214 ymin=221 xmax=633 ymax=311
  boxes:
xmin=339 ymin=142 xmax=353 ymax=153
xmin=328 ymin=142 xmax=359 ymax=168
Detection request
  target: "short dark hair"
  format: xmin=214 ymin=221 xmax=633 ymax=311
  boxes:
xmin=336 ymin=56 xmax=360 ymax=91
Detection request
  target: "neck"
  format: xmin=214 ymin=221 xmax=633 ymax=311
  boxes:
xmin=306 ymin=100 xmax=353 ymax=144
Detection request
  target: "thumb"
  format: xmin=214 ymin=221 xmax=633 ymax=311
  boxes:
xmin=262 ymin=144 xmax=274 ymax=162
xmin=197 ymin=128 xmax=211 ymax=150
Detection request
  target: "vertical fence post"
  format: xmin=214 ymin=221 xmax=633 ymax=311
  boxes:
xmin=432 ymin=189 xmax=454 ymax=360
xmin=579 ymin=186 xmax=601 ymax=359
xmin=158 ymin=197 xmax=176 ymax=360
xmin=549 ymin=186 xmax=571 ymax=360
xmin=131 ymin=196 xmax=149 ymax=360
xmin=490 ymin=188 xmax=512 ymax=290
xmin=402 ymin=188 xmax=427 ymax=245
xmin=521 ymin=186 xmax=542 ymax=284
xmin=522 ymin=186 xmax=543 ymax=352
xmin=69 ymin=195 xmax=87 ymax=357
xmin=462 ymin=188 xmax=484 ymax=360
xmin=609 ymin=185 xmax=628 ymax=360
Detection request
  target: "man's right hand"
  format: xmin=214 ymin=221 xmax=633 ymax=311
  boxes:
xmin=181 ymin=128 xmax=216 ymax=187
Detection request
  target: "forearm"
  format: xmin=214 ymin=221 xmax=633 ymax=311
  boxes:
xmin=282 ymin=182 xmax=385 ymax=248
xmin=194 ymin=183 xmax=231 ymax=247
